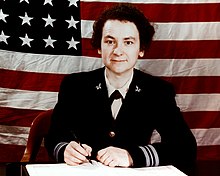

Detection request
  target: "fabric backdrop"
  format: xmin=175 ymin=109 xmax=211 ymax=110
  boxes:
xmin=0 ymin=0 xmax=220 ymax=162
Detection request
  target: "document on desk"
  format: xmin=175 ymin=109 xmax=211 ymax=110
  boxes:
xmin=26 ymin=160 xmax=187 ymax=176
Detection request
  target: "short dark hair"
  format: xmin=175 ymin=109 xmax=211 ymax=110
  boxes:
xmin=91 ymin=3 xmax=155 ymax=52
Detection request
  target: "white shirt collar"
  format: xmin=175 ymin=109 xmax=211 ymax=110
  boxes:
xmin=104 ymin=68 xmax=133 ymax=99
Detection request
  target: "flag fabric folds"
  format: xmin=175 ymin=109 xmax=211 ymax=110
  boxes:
xmin=0 ymin=0 xmax=220 ymax=161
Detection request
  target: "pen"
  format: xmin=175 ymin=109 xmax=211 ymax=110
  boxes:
xmin=70 ymin=130 xmax=92 ymax=164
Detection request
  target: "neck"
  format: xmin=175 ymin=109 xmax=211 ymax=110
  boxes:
xmin=106 ymin=69 xmax=133 ymax=89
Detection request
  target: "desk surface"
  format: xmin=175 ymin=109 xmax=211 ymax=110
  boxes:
xmin=0 ymin=160 xmax=220 ymax=176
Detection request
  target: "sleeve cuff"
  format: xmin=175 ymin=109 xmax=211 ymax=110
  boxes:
xmin=53 ymin=142 xmax=68 ymax=162
xmin=139 ymin=145 xmax=159 ymax=167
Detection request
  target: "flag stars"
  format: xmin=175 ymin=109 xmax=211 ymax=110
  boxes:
xmin=65 ymin=16 xmax=79 ymax=29
xmin=44 ymin=0 xmax=53 ymax=6
xmin=0 ymin=31 xmax=10 ymax=44
xmin=0 ymin=2 xmax=82 ymax=52
xmin=19 ymin=12 xmax=33 ymax=26
xmin=42 ymin=14 xmax=56 ymax=27
xmin=19 ymin=33 xmax=33 ymax=47
xmin=44 ymin=35 xmax=56 ymax=48
xmin=68 ymin=0 xmax=79 ymax=7
xmin=66 ymin=37 xmax=79 ymax=50
xmin=0 ymin=9 xmax=9 ymax=23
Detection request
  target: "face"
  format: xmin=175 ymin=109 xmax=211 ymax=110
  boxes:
xmin=99 ymin=20 xmax=144 ymax=76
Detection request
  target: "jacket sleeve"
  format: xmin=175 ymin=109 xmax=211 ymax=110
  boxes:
xmin=128 ymin=82 xmax=197 ymax=175
xmin=44 ymin=74 xmax=79 ymax=162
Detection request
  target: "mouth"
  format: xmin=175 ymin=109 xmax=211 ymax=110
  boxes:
xmin=111 ymin=58 xmax=126 ymax=62
xmin=112 ymin=60 xmax=124 ymax=62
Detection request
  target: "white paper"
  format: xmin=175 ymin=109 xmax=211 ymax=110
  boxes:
xmin=25 ymin=160 xmax=187 ymax=176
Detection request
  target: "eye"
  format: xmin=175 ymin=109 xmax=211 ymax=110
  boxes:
xmin=125 ymin=41 xmax=134 ymax=45
xmin=108 ymin=40 xmax=114 ymax=45
xmin=104 ymin=39 xmax=115 ymax=45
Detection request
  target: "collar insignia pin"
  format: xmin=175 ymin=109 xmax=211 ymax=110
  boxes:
xmin=135 ymin=85 xmax=141 ymax=92
xmin=95 ymin=83 xmax=101 ymax=90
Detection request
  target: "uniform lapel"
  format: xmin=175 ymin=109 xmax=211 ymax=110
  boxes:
xmin=116 ymin=69 xmax=143 ymax=119
xmin=92 ymin=68 xmax=112 ymax=116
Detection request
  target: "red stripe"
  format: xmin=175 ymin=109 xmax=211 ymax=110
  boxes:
xmin=0 ymin=144 xmax=26 ymax=162
xmin=80 ymin=2 xmax=220 ymax=22
xmin=0 ymin=144 xmax=49 ymax=162
xmin=197 ymin=145 xmax=220 ymax=160
xmin=196 ymin=158 xmax=220 ymax=176
xmin=1 ymin=108 xmax=220 ymax=130
xmin=0 ymin=69 xmax=65 ymax=92
xmin=0 ymin=107 xmax=45 ymax=127
xmin=2 ymin=70 xmax=220 ymax=94
xmin=82 ymin=39 xmax=220 ymax=59
xmin=183 ymin=111 xmax=220 ymax=129
xmin=162 ymin=77 xmax=220 ymax=94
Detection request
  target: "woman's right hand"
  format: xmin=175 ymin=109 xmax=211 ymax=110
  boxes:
xmin=64 ymin=141 xmax=92 ymax=166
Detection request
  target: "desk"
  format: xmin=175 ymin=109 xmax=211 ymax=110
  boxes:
xmin=0 ymin=161 xmax=219 ymax=176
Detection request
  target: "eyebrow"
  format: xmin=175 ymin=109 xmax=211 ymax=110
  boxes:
xmin=104 ymin=35 xmax=114 ymax=39
xmin=104 ymin=35 xmax=136 ymax=40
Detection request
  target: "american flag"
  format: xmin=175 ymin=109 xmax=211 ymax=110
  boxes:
xmin=0 ymin=0 xmax=220 ymax=162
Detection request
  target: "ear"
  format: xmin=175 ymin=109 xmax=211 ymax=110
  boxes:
xmin=139 ymin=51 xmax=144 ymax=57
xmin=98 ymin=49 xmax=101 ymax=54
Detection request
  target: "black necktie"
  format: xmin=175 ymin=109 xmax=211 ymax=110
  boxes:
xmin=110 ymin=90 xmax=122 ymax=105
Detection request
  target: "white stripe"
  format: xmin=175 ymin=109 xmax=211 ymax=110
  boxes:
xmin=154 ymin=22 xmax=220 ymax=40
xmin=0 ymin=50 xmax=103 ymax=74
xmin=150 ymin=128 xmax=220 ymax=146
xmin=0 ymin=125 xmax=29 ymax=145
xmin=82 ymin=20 xmax=220 ymax=40
xmin=0 ymin=125 xmax=220 ymax=146
xmin=150 ymin=129 xmax=161 ymax=143
xmin=191 ymin=128 xmax=220 ymax=146
xmin=176 ymin=94 xmax=220 ymax=112
xmin=1 ymin=50 xmax=220 ymax=77
xmin=136 ymin=59 xmax=220 ymax=77
xmin=81 ymin=0 xmax=220 ymax=4
xmin=1 ymin=87 xmax=220 ymax=112
xmin=81 ymin=20 xmax=94 ymax=39
xmin=0 ymin=88 xmax=57 ymax=110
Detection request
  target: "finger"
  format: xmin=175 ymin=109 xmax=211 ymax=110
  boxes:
xmin=82 ymin=144 xmax=92 ymax=156
xmin=96 ymin=148 xmax=107 ymax=161
xmin=64 ymin=154 xmax=84 ymax=166
xmin=71 ymin=141 xmax=89 ymax=157
xmin=64 ymin=145 xmax=85 ymax=166
xmin=97 ymin=148 xmax=106 ymax=156
xmin=102 ymin=156 xmax=113 ymax=166
xmin=97 ymin=151 xmax=113 ymax=165
xmin=66 ymin=142 xmax=88 ymax=161
xmin=108 ymin=160 xmax=118 ymax=167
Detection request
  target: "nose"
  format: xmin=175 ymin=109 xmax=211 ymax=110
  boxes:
xmin=113 ymin=43 xmax=123 ymax=56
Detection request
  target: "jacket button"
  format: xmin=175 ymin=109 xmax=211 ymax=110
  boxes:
xmin=109 ymin=131 xmax=115 ymax=137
